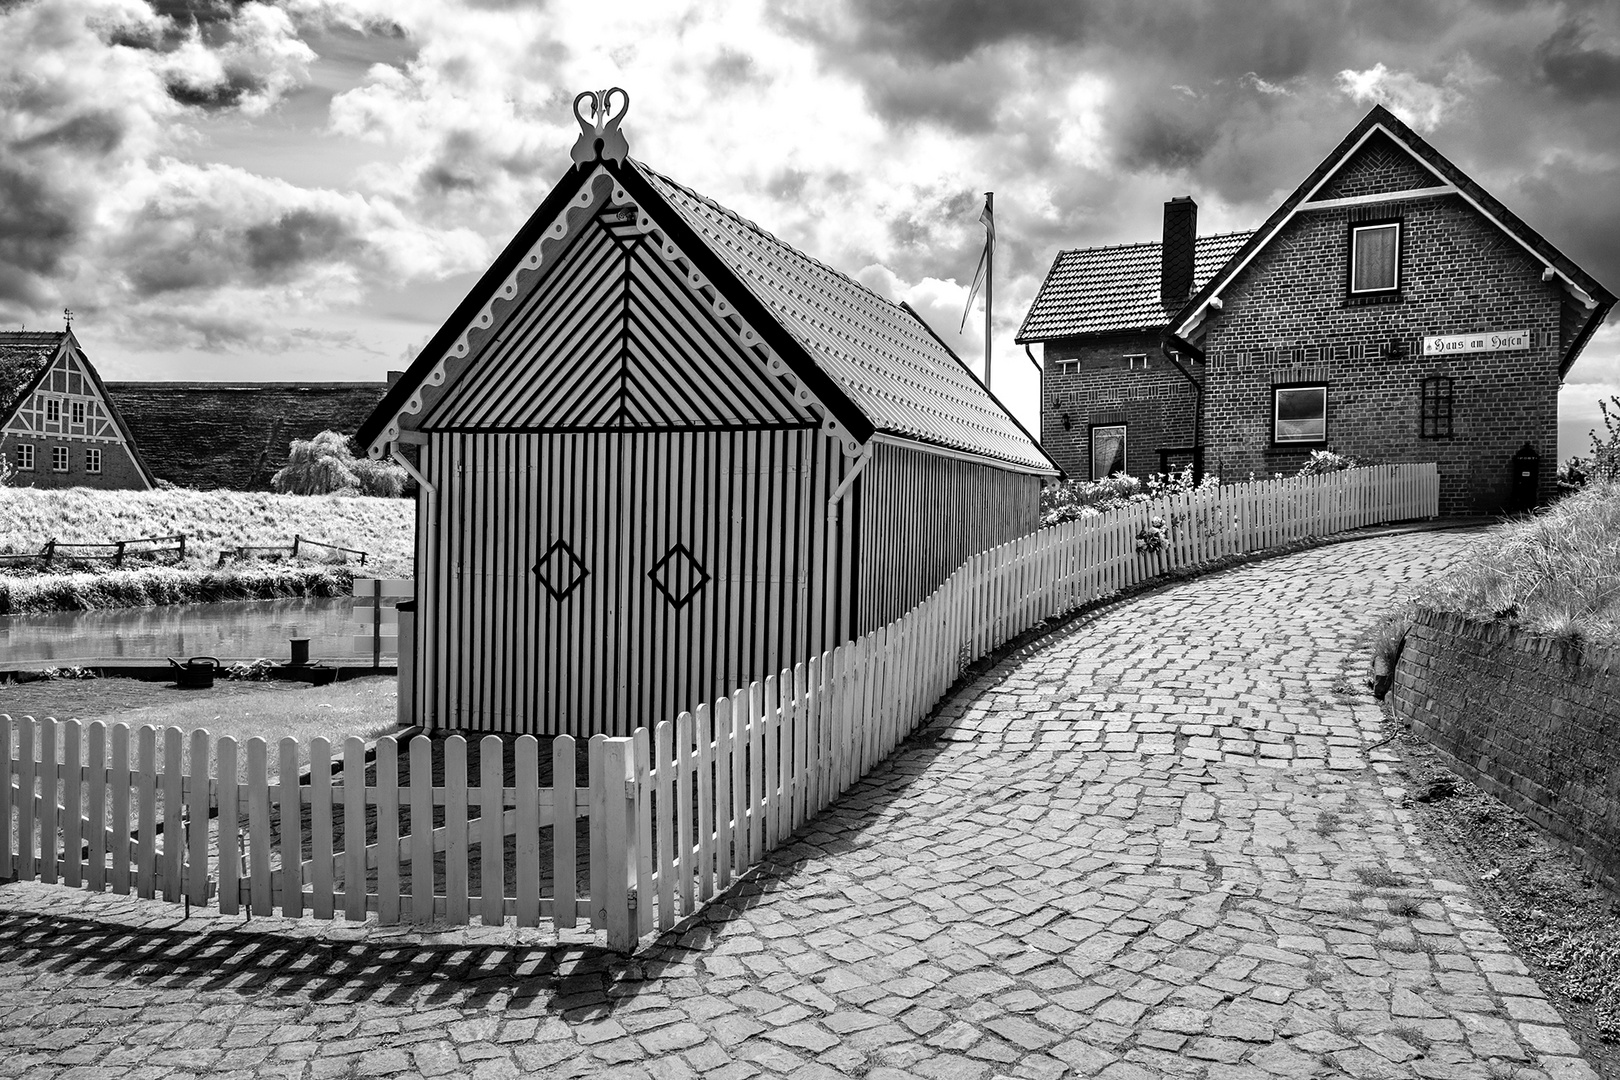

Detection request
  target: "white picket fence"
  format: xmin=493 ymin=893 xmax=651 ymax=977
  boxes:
xmin=1 ymin=464 xmax=1437 ymax=949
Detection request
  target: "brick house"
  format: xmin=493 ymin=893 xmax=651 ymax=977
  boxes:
xmin=1021 ymin=105 xmax=1616 ymax=513
xmin=0 ymin=330 xmax=155 ymax=490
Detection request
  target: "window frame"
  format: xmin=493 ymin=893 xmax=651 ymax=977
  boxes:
xmin=45 ymin=397 xmax=60 ymax=424
xmin=85 ymin=446 xmax=102 ymax=474
xmin=1272 ymin=384 xmax=1329 ymax=447
xmin=1348 ymin=219 xmax=1402 ymax=298
xmin=71 ymin=400 xmax=86 ymax=425
xmin=16 ymin=443 xmax=34 ymax=471
xmin=1420 ymin=375 xmax=1454 ymax=440
xmin=1089 ymin=422 xmax=1129 ymax=480
xmin=51 ymin=445 xmax=68 ymax=472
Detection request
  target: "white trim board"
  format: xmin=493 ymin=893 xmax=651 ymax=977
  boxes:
xmin=1300 ymin=185 xmax=1456 ymax=211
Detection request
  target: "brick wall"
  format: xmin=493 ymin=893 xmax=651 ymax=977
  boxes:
xmin=1041 ymin=331 xmax=1198 ymax=479
xmin=1390 ymin=608 xmax=1620 ymax=891
xmin=1 ymin=433 xmax=147 ymax=490
xmin=1200 ymin=192 xmax=1563 ymax=514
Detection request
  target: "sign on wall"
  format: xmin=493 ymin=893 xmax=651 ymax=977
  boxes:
xmin=1422 ymin=330 xmax=1529 ymax=356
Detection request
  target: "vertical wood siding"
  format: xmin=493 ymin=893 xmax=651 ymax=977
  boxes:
xmin=853 ymin=441 xmax=1040 ymax=634
xmin=423 ymin=429 xmax=854 ymax=736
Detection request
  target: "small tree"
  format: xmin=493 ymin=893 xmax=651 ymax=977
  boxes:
xmin=272 ymin=431 xmax=406 ymax=497
xmin=1588 ymin=395 xmax=1620 ymax=483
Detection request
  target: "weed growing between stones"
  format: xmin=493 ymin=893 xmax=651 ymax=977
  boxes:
xmin=1352 ymin=866 xmax=1409 ymax=889
xmin=1385 ymin=894 xmax=1424 ymax=917
xmin=1314 ymin=810 xmax=1343 ymax=837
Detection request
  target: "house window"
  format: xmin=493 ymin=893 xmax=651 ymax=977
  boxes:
xmin=1350 ymin=221 xmax=1401 ymax=295
xmin=1124 ymin=354 xmax=1149 ymax=370
xmin=15 ymin=443 xmax=33 ymax=471
xmin=51 ymin=446 xmax=68 ymax=472
xmin=1273 ymin=385 xmax=1328 ymax=444
xmin=71 ymin=400 xmax=85 ymax=425
xmin=45 ymin=398 xmax=60 ymax=423
xmin=1421 ymin=376 xmax=1454 ymax=439
xmin=86 ymin=447 xmax=102 ymax=474
xmin=1090 ymin=424 xmax=1127 ymax=480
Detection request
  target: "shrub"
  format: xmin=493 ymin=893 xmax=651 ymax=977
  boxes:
xmin=1041 ymin=466 xmax=1217 ymax=528
xmin=272 ymin=431 xmax=406 ymax=497
xmin=1298 ymin=449 xmax=1364 ymax=476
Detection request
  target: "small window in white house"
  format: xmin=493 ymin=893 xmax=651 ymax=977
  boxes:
xmin=1273 ymin=386 xmax=1328 ymax=444
xmin=1350 ymin=222 xmax=1400 ymax=295
xmin=1091 ymin=424 xmax=1128 ymax=480
xmin=86 ymin=447 xmax=102 ymax=474
xmin=51 ymin=445 xmax=68 ymax=472
xmin=45 ymin=398 xmax=60 ymax=423
xmin=16 ymin=443 xmax=34 ymax=471
xmin=71 ymin=400 xmax=85 ymax=425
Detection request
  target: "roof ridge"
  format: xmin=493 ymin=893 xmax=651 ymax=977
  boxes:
xmin=1057 ymin=229 xmax=1256 ymax=257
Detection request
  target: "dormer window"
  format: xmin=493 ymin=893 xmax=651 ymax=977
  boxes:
xmin=1350 ymin=221 xmax=1401 ymax=296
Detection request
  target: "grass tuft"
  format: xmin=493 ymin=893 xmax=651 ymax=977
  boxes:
xmin=1406 ymin=481 xmax=1620 ymax=649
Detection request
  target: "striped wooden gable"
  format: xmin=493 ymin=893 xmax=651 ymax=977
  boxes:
xmin=422 ymin=201 xmax=818 ymax=432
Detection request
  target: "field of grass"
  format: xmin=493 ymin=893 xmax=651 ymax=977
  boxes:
xmin=0 ymin=488 xmax=414 ymax=613
xmin=1 ymin=675 xmax=400 ymax=779
xmin=1407 ymin=481 xmax=1620 ymax=647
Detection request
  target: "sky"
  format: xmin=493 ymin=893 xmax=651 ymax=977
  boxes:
xmin=2 ymin=0 xmax=1618 ymax=463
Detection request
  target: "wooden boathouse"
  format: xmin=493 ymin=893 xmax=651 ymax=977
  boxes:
xmin=359 ymin=91 xmax=1057 ymax=736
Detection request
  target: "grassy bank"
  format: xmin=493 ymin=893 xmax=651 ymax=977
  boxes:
xmin=0 ymin=488 xmax=414 ymax=614
xmin=1408 ymin=481 xmax=1620 ymax=647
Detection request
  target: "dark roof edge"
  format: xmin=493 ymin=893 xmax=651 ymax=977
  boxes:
xmin=1563 ymin=302 xmax=1616 ymax=380
xmin=1171 ymin=104 xmax=1617 ymax=339
xmin=898 ymin=301 xmax=1061 ymax=476
xmin=1016 ymin=321 xmax=1172 ymax=345
xmin=109 ymin=381 xmax=387 ymax=390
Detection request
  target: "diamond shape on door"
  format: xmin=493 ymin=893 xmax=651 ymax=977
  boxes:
xmin=648 ymin=542 xmax=710 ymax=610
xmin=534 ymin=539 xmax=588 ymax=601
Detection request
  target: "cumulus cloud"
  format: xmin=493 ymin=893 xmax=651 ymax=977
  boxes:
xmin=0 ymin=0 xmax=487 ymax=353
xmin=1336 ymin=63 xmax=1462 ymax=131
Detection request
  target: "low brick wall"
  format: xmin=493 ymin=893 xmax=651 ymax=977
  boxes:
xmin=1390 ymin=608 xmax=1620 ymax=890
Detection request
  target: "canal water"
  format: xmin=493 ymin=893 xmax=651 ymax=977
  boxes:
xmin=0 ymin=597 xmax=370 ymax=665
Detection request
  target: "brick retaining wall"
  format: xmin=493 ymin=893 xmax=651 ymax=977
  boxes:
xmin=1389 ymin=607 xmax=1620 ymax=890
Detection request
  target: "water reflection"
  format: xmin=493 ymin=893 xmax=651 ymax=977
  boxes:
xmin=0 ymin=597 xmax=370 ymax=663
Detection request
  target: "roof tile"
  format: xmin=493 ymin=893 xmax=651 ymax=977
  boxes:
xmin=0 ymin=331 xmax=65 ymax=421
xmin=1017 ymin=233 xmax=1251 ymax=342
xmin=637 ymin=164 xmax=1053 ymax=473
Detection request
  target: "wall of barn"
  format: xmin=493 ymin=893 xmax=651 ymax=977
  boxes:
xmin=417 ymin=427 xmax=857 ymax=736
xmin=853 ymin=440 xmax=1041 ymax=634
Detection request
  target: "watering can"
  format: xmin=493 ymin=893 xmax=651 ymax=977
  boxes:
xmin=167 ymin=656 xmax=220 ymax=689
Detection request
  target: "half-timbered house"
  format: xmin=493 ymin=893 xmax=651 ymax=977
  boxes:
xmin=359 ymin=92 xmax=1056 ymax=736
xmin=0 ymin=330 xmax=155 ymax=490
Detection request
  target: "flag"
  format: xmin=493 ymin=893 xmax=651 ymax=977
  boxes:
xmin=959 ymin=194 xmax=995 ymax=332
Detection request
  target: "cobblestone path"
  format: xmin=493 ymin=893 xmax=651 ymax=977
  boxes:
xmin=0 ymin=530 xmax=1601 ymax=1080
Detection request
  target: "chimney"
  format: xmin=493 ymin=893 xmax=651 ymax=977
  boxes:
xmin=1160 ymin=196 xmax=1198 ymax=310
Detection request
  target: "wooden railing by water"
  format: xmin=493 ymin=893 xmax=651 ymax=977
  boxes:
xmin=1 ymin=464 xmax=1438 ymax=949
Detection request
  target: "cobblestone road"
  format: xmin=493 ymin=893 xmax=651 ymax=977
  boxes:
xmin=0 ymin=530 xmax=1601 ymax=1080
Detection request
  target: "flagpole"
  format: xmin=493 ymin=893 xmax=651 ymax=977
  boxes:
xmin=984 ymin=191 xmax=993 ymax=391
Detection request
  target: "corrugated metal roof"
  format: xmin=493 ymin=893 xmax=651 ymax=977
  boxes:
xmin=0 ymin=331 xmax=65 ymax=420
xmin=1017 ymin=232 xmax=1252 ymax=342
xmin=636 ymin=164 xmax=1054 ymax=473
